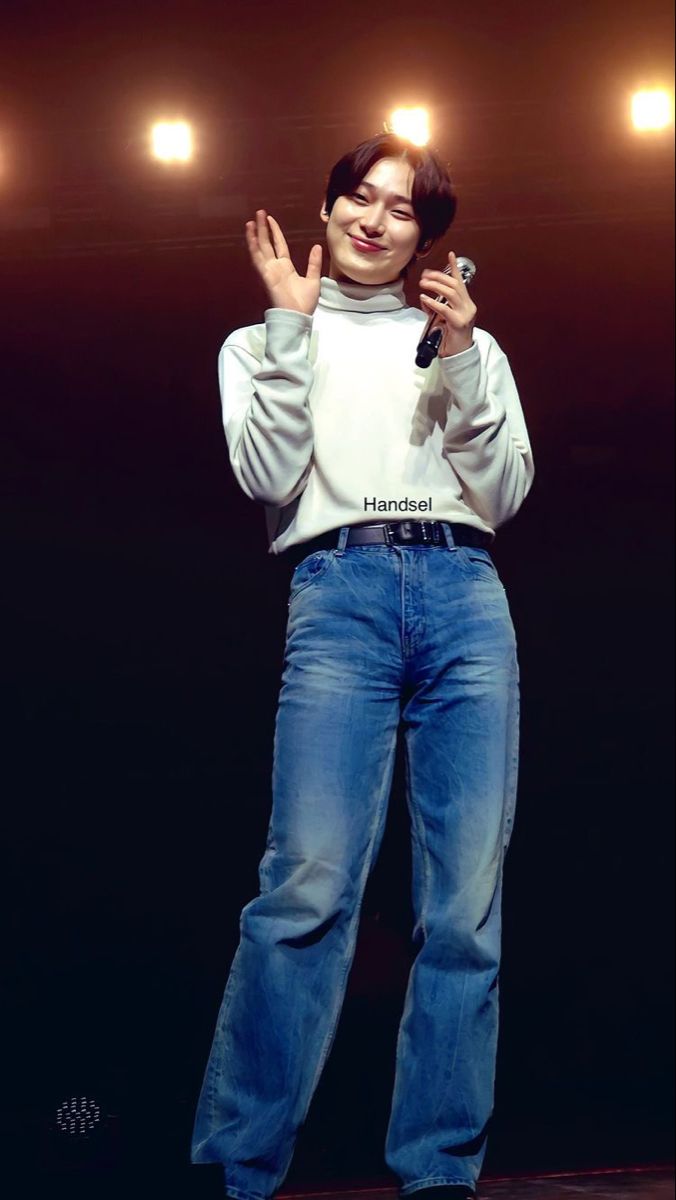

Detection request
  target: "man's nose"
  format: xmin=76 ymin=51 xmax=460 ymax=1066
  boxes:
xmin=360 ymin=207 xmax=385 ymax=230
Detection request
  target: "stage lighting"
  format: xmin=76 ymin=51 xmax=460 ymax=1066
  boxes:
xmin=150 ymin=120 xmax=193 ymax=162
xmin=630 ymin=88 xmax=674 ymax=131
xmin=384 ymin=107 xmax=430 ymax=146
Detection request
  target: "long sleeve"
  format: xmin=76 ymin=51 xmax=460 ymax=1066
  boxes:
xmin=218 ymin=308 xmax=316 ymax=506
xmin=439 ymin=334 xmax=535 ymax=528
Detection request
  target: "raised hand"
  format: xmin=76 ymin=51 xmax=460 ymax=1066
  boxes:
xmin=245 ymin=209 xmax=323 ymax=317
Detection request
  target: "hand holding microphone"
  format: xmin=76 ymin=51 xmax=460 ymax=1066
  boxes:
xmin=416 ymin=252 xmax=477 ymax=366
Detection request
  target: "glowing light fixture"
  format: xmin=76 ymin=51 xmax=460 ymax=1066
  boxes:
xmin=384 ymin=107 xmax=430 ymax=147
xmin=630 ymin=88 xmax=674 ymax=131
xmin=150 ymin=120 xmax=193 ymax=162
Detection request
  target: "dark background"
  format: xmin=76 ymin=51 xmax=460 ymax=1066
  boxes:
xmin=2 ymin=0 xmax=674 ymax=1192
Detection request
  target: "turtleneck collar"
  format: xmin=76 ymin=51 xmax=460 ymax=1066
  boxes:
xmin=317 ymin=274 xmax=407 ymax=313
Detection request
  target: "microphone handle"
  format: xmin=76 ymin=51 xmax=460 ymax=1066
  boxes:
xmin=415 ymin=258 xmax=476 ymax=369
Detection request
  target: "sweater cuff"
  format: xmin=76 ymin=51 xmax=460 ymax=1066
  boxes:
xmin=438 ymin=337 xmax=480 ymax=370
xmin=264 ymin=308 xmax=313 ymax=329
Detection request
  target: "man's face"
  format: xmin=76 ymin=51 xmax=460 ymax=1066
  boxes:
xmin=319 ymin=157 xmax=422 ymax=285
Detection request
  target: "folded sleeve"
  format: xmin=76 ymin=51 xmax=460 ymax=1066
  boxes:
xmin=218 ymin=308 xmax=315 ymax=506
xmin=439 ymin=334 xmax=535 ymax=528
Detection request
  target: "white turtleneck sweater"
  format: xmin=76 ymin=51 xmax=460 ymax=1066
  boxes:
xmin=217 ymin=274 xmax=534 ymax=554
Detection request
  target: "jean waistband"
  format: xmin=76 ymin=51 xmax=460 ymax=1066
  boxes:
xmin=279 ymin=521 xmax=493 ymax=569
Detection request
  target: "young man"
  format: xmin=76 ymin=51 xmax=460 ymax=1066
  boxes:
xmin=191 ymin=132 xmax=535 ymax=1200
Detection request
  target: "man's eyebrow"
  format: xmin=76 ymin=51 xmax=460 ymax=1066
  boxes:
xmin=358 ymin=181 xmax=414 ymax=206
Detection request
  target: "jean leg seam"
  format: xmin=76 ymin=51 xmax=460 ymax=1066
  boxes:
xmin=404 ymin=739 xmax=429 ymax=944
xmin=202 ymin=946 xmax=244 ymax=1129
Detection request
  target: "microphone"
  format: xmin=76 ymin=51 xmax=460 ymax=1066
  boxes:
xmin=415 ymin=256 xmax=477 ymax=368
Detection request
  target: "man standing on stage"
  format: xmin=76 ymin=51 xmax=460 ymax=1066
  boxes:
xmin=191 ymin=131 xmax=535 ymax=1200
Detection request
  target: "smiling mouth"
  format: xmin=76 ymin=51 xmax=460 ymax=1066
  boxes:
xmin=349 ymin=235 xmax=386 ymax=252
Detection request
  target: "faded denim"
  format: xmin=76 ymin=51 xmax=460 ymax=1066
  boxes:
xmin=191 ymin=522 xmax=521 ymax=1198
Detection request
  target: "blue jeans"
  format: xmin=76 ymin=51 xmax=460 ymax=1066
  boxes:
xmin=191 ymin=522 xmax=521 ymax=1198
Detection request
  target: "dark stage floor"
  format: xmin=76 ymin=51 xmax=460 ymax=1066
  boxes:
xmin=19 ymin=1164 xmax=675 ymax=1199
xmin=279 ymin=1167 xmax=675 ymax=1200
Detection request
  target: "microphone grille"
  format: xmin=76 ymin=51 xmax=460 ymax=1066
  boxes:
xmin=455 ymin=256 xmax=477 ymax=286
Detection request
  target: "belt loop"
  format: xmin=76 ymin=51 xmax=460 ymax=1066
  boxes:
xmin=335 ymin=525 xmax=350 ymax=556
xmin=441 ymin=521 xmax=457 ymax=550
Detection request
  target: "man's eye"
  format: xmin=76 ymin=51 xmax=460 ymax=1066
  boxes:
xmin=352 ymin=192 xmax=411 ymax=218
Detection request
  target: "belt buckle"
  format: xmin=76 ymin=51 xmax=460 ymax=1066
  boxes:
xmin=387 ymin=520 xmax=433 ymax=546
xmin=387 ymin=520 xmax=415 ymax=545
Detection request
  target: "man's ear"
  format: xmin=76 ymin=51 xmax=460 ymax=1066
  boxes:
xmin=415 ymin=239 xmax=434 ymax=262
xmin=319 ymin=200 xmax=329 ymax=225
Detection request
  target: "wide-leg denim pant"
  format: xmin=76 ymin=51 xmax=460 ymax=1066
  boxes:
xmin=191 ymin=522 xmax=521 ymax=1198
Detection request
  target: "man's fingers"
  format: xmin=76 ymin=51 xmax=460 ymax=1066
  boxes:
xmin=448 ymin=251 xmax=463 ymax=281
xmin=266 ymin=214 xmax=289 ymax=257
xmin=256 ymin=209 xmax=274 ymax=253
xmin=246 ymin=211 xmax=283 ymax=269
xmin=307 ymin=244 xmax=323 ymax=276
xmin=245 ymin=220 xmax=264 ymax=269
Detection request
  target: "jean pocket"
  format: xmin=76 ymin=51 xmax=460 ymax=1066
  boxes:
xmin=458 ymin=545 xmax=503 ymax=585
xmin=288 ymin=549 xmax=336 ymax=600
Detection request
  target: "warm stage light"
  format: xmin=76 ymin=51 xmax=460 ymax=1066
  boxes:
xmin=385 ymin=107 xmax=430 ymax=147
xmin=630 ymin=88 xmax=674 ymax=131
xmin=150 ymin=120 xmax=193 ymax=162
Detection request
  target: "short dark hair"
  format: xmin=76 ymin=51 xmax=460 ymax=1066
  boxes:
xmin=323 ymin=131 xmax=458 ymax=277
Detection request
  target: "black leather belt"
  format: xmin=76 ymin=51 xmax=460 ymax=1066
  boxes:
xmin=280 ymin=521 xmax=493 ymax=570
